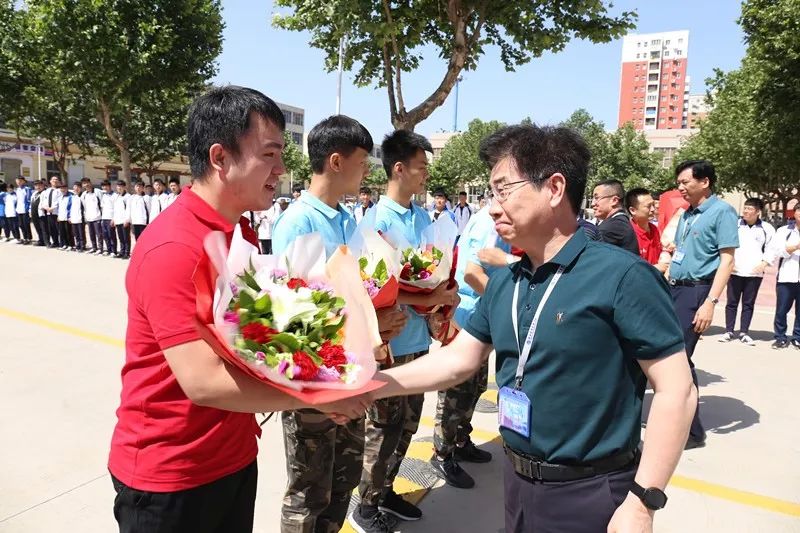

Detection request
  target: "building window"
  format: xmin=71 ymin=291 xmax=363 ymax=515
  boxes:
xmin=650 ymin=51 xmax=660 ymax=59
xmin=676 ymin=49 xmax=683 ymax=56
xmin=651 ymin=39 xmax=661 ymax=45
xmin=649 ymin=62 xmax=659 ymax=70
xmin=659 ymin=118 xmax=665 ymax=123
xmin=665 ymin=40 xmax=671 ymax=45
xmin=678 ymin=38 xmax=684 ymax=43
xmin=664 ymin=51 xmax=670 ymax=57
xmin=676 ymin=72 xmax=681 ymax=78
xmin=660 ymin=107 xmax=666 ymax=112
xmin=647 ymin=95 xmax=657 ymax=102
xmin=637 ymin=42 xmax=641 ymax=48
xmin=293 ymin=113 xmax=304 ymax=126
xmin=282 ymin=110 xmax=293 ymax=124
xmin=636 ymin=53 xmax=640 ymax=59
xmin=291 ymin=132 xmax=303 ymax=146
xmin=662 ymin=84 xmax=668 ymax=90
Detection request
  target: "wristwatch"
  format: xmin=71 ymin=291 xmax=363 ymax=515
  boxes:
xmin=707 ymin=296 xmax=719 ymax=305
xmin=630 ymin=481 xmax=668 ymax=510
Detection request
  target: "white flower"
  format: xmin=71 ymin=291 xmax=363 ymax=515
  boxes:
xmin=269 ymin=284 xmax=319 ymax=330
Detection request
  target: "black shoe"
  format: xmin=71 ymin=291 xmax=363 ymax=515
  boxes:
xmin=348 ymin=505 xmax=397 ymax=533
xmin=685 ymin=437 xmax=706 ymax=450
xmin=378 ymin=489 xmax=422 ymax=521
xmin=454 ymin=439 xmax=493 ymax=463
xmin=429 ymin=454 xmax=475 ymax=489
xmin=772 ymin=339 xmax=790 ymax=349
xmin=791 ymin=340 xmax=800 ymax=350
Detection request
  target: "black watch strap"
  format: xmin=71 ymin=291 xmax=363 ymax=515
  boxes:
xmin=630 ymin=481 xmax=667 ymax=510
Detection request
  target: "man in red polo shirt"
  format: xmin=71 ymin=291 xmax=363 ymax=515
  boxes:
xmin=108 ymin=86 xmax=369 ymax=533
xmin=626 ymin=187 xmax=668 ymax=273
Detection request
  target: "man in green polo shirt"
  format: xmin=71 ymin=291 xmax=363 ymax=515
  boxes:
xmin=372 ymin=124 xmax=697 ymax=533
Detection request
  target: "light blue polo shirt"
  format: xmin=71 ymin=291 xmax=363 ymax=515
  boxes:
xmin=453 ymin=208 xmax=511 ymax=328
xmin=670 ymin=195 xmax=739 ymax=280
xmin=374 ymin=196 xmax=432 ymax=357
xmin=272 ymin=191 xmax=356 ymax=257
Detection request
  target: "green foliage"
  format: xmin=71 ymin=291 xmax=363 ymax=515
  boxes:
xmin=282 ymin=131 xmax=312 ymax=183
xmin=363 ymin=163 xmax=388 ymax=188
xmin=273 ymin=1 xmax=635 ymax=130
xmin=428 ymin=118 xmax=505 ymax=193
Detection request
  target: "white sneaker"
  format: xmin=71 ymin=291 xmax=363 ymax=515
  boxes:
xmin=740 ymin=334 xmax=756 ymax=346
xmin=718 ymin=332 xmax=735 ymax=342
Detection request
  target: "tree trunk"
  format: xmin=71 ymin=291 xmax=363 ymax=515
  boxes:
xmin=120 ymin=146 xmax=132 ymax=183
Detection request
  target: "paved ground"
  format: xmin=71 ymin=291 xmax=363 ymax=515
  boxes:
xmin=0 ymin=242 xmax=798 ymax=533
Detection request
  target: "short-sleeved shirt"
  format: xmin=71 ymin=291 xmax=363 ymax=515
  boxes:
xmin=632 ymin=221 xmax=663 ymax=265
xmin=597 ymin=211 xmax=640 ymax=256
xmin=272 ymin=191 xmax=356 ymax=257
xmin=109 ymin=188 xmax=261 ymax=492
xmin=465 ymin=230 xmax=684 ymax=463
xmin=453 ymin=208 xmax=510 ymax=328
xmin=670 ymin=195 xmax=740 ymax=280
xmin=374 ymin=195 xmax=432 ymax=356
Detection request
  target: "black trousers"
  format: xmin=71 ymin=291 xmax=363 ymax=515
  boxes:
xmin=47 ymin=214 xmax=60 ymax=246
xmin=774 ymin=282 xmax=800 ymax=342
xmin=32 ymin=214 xmax=45 ymax=245
xmin=725 ymin=275 xmax=763 ymax=334
xmin=72 ymin=223 xmax=85 ymax=249
xmin=101 ymin=219 xmax=117 ymax=253
xmin=18 ymin=212 xmax=32 ymax=240
xmin=503 ymin=454 xmax=636 ymax=533
xmin=671 ymin=284 xmax=709 ymax=441
xmin=132 ymin=223 xmax=147 ymax=241
xmin=2 ymin=216 xmax=19 ymax=239
xmin=259 ymin=239 xmax=272 ymax=255
xmin=111 ymin=461 xmax=257 ymax=533
xmin=58 ymin=220 xmax=73 ymax=247
xmin=115 ymin=224 xmax=131 ymax=256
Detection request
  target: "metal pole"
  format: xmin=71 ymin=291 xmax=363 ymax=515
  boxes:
xmin=36 ymin=139 xmax=41 ymax=181
xmin=453 ymin=75 xmax=463 ymax=131
xmin=336 ymin=34 xmax=345 ymax=114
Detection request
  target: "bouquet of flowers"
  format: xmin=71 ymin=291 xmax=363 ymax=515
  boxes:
xmin=350 ymin=206 xmax=401 ymax=310
xmin=193 ymin=228 xmax=385 ymax=404
xmin=382 ymin=215 xmax=459 ymax=315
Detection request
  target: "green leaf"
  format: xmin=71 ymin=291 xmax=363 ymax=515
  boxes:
xmin=254 ymin=293 xmax=271 ymax=313
xmin=268 ymin=332 xmax=301 ymax=352
xmin=359 ymin=256 xmax=368 ymax=272
xmin=239 ymin=270 xmax=261 ymax=292
xmin=373 ymin=259 xmax=388 ymax=283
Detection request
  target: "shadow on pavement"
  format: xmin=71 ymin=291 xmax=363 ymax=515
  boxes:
xmin=704 ymin=325 xmax=774 ymax=342
xmin=696 ymin=368 xmax=726 ymax=387
xmin=642 ymin=392 xmax=760 ymax=435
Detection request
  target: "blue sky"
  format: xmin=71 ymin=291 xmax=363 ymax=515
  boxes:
xmin=213 ymin=0 xmax=745 ymax=140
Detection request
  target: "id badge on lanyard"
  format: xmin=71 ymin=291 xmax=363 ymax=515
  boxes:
xmin=498 ymin=265 xmax=565 ymax=438
xmin=673 ymin=212 xmax=700 ymax=265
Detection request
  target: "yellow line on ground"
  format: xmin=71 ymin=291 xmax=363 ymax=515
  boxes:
xmin=0 ymin=307 xmax=124 ymax=348
xmin=4 ymin=307 xmax=798 ymax=519
xmin=481 ymin=389 xmax=498 ymax=403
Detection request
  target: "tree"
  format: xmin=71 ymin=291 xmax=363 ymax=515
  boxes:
xmin=428 ymin=118 xmax=505 ymax=193
xmin=282 ymin=131 xmax=312 ymax=185
xmin=0 ymin=0 xmax=24 ymax=129
xmin=273 ymin=1 xmax=635 ymax=131
xmin=559 ymin=110 xmax=664 ymax=192
xmin=26 ymin=0 xmax=224 ymax=182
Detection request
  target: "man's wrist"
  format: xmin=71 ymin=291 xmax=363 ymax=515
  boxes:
xmin=706 ymin=296 xmax=719 ymax=306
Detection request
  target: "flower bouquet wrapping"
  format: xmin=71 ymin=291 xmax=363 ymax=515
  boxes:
xmin=350 ymin=207 xmax=401 ymax=310
xmin=193 ymin=227 xmax=385 ymax=404
xmin=381 ymin=214 xmax=459 ymax=316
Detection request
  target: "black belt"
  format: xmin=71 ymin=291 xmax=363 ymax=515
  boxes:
xmin=669 ymin=278 xmax=713 ymax=287
xmin=504 ymin=444 xmax=638 ymax=482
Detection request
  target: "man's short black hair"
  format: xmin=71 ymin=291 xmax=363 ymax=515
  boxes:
xmin=625 ymin=187 xmax=650 ymax=211
xmin=359 ymin=186 xmax=372 ymax=195
xmin=116 ymin=180 xmax=127 ymax=187
xmin=675 ymin=159 xmax=717 ymax=189
xmin=0 ymin=183 xmax=6 ymax=192
xmin=153 ymin=178 xmax=165 ymax=186
xmin=479 ymin=124 xmax=590 ymax=215
xmin=80 ymin=177 xmax=91 ymax=184
xmin=292 ymin=185 xmax=303 ymax=194
xmin=381 ymin=130 xmax=433 ymax=177
xmin=458 ymin=191 xmax=467 ymax=196
xmin=307 ymin=115 xmax=373 ymax=174
xmin=101 ymin=180 xmax=111 ymax=187
xmin=168 ymin=177 xmax=180 ymax=185
xmin=595 ymin=179 xmax=625 ymax=202
xmin=744 ymin=197 xmax=764 ymax=212
xmin=187 ymin=85 xmax=286 ymax=180
xmin=134 ymin=181 xmax=144 ymax=188
xmin=16 ymin=175 xmax=25 ymax=182
xmin=433 ymin=189 xmax=447 ymax=199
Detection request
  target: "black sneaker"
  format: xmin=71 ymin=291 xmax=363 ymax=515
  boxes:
xmin=378 ymin=489 xmax=422 ymax=521
xmin=792 ymin=339 xmax=800 ymax=350
xmin=429 ymin=454 xmax=475 ymax=489
xmin=454 ymin=439 xmax=493 ymax=463
xmin=772 ymin=339 xmax=790 ymax=349
xmin=348 ymin=505 xmax=397 ymax=533
xmin=684 ymin=437 xmax=706 ymax=450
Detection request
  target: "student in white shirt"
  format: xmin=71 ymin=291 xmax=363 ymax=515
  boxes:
xmin=99 ymin=180 xmax=117 ymax=256
xmin=769 ymin=209 xmax=800 ymax=350
xmin=3 ymin=183 xmax=20 ymax=242
xmin=353 ymin=186 xmax=375 ymax=225
xmin=81 ymin=178 xmax=103 ymax=254
xmin=254 ymin=197 xmax=288 ymax=254
xmin=164 ymin=177 xmax=181 ymax=209
xmin=69 ymin=182 xmax=86 ymax=251
xmin=129 ymin=181 xmax=151 ymax=242
xmin=30 ymin=180 xmax=46 ymax=246
xmin=41 ymin=175 xmax=64 ymax=247
xmin=111 ymin=180 xmax=131 ymax=258
xmin=429 ymin=189 xmax=456 ymax=223
xmin=56 ymin=183 xmax=74 ymax=249
xmin=148 ymin=179 xmax=169 ymax=222
xmin=452 ymin=191 xmax=474 ymax=239
xmin=15 ymin=176 xmax=33 ymax=244
xmin=720 ymin=198 xmax=775 ymax=345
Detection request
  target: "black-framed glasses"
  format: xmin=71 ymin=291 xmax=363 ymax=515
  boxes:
xmin=491 ymin=180 xmax=530 ymax=203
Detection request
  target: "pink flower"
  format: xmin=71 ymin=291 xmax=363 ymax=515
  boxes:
xmin=277 ymin=359 xmax=289 ymax=374
xmin=229 ymin=282 xmax=239 ymax=296
xmin=419 ymin=270 xmax=431 ymax=280
xmin=316 ymin=366 xmax=342 ymax=382
xmin=223 ymin=310 xmax=240 ymax=324
xmin=255 ymin=351 xmax=266 ymax=362
xmin=272 ymin=269 xmax=288 ymax=279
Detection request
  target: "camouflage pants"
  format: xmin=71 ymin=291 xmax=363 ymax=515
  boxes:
xmin=433 ymin=359 xmax=489 ymax=457
xmin=358 ymin=351 xmax=426 ymax=507
xmin=280 ymin=409 xmax=365 ymax=533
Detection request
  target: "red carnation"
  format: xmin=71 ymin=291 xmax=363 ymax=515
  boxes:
xmin=292 ymin=351 xmax=319 ymax=380
xmin=400 ymin=263 xmax=413 ymax=281
xmin=287 ymin=278 xmax=308 ymax=290
xmin=241 ymin=322 xmax=277 ymax=344
xmin=319 ymin=341 xmax=347 ymax=368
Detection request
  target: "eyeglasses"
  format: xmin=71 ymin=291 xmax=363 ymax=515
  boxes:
xmin=592 ymin=194 xmax=618 ymax=202
xmin=490 ymin=180 xmax=530 ymax=203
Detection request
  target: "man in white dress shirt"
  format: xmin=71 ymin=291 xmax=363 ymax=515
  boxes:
xmin=129 ymin=181 xmax=151 ymax=242
xmin=353 ymin=186 xmax=375 ymax=225
xmin=112 ymin=180 xmax=132 ymax=258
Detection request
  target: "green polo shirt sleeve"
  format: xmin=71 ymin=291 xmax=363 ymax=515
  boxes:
xmin=613 ymin=261 xmax=685 ymax=360
xmin=464 ymin=274 xmax=497 ymax=345
xmin=716 ymin=206 xmax=740 ymax=250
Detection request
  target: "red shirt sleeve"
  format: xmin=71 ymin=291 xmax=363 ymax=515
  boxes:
xmin=134 ymin=242 xmax=203 ymax=350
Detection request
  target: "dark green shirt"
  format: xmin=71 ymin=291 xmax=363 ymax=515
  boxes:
xmin=465 ymin=230 xmax=684 ymax=463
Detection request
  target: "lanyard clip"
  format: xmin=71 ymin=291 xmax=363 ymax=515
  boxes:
xmin=514 ymin=376 xmax=523 ymax=390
